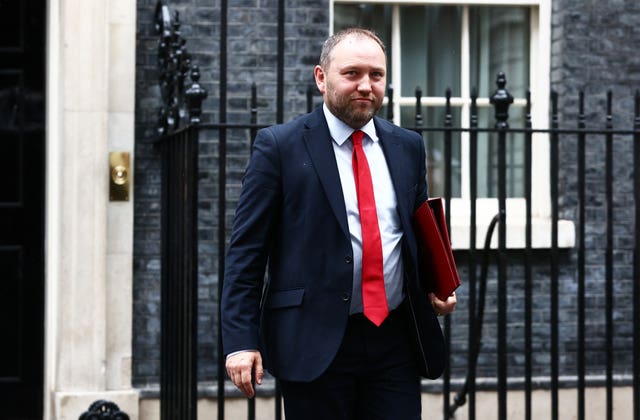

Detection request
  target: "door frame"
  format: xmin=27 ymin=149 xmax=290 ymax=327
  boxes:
xmin=43 ymin=0 xmax=139 ymax=418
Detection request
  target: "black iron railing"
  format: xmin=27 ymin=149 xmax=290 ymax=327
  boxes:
xmin=155 ymin=3 xmax=206 ymax=420
xmin=151 ymin=2 xmax=640 ymax=420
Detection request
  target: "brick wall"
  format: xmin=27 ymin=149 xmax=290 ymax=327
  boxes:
xmin=548 ymin=0 xmax=638 ymax=380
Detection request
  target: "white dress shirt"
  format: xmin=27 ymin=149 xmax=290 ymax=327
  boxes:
xmin=323 ymin=104 xmax=405 ymax=314
xmin=227 ymin=107 xmax=408 ymax=359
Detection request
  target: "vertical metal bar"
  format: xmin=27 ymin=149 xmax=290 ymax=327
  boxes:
xmin=191 ymin=127 xmax=200 ymax=420
xmin=179 ymin=134 xmax=186 ymax=418
xmin=605 ymin=91 xmax=614 ymax=420
xmin=193 ymin=129 xmax=200 ymax=419
xmin=187 ymin=128 xmax=199 ymax=420
xmin=550 ymin=91 xmax=560 ymax=420
xmin=169 ymin=139 xmax=176 ymax=420
xmin=185 ymin=132 xmax=191 ymax=418
xmin=184 ymin=132 xmax=191 ymax=418
xmin=276 ymin=0 xmax=284 ymax=124
xmin=218 ymin=0 xmax=228 ymax=418
xmin=577 ymin=91 xmax=586 ymax=420
xmin=307 ymin=85 xmax=314 ymax=114
xmin=490 ymin=72 xmax=512 ymax=420
xmin=415 ymin=87 xmax=423 ymax=127
xmin=176 ymin=134 xmax=183 ymax=416
xmin=442 ymin=88 xmax=452 ymax=420
xmin=386 ymin=84 xmax=394 ymax=121
xmin=250 ymin=83 xmax=257 ymax=150
xmin=634 ymin=90 xmax=640 ymax=420
xmin=248 ymin=85 xmax=257 ymax=420
xmin=173 ymin=139 xmax=178 ymax=420
xmin=275 ymin=2 xmax=285 ymax=418
xmin=496 ymin=114 xmax=507 ymax=420
xmin=248 ymin=395 xmax=255 ymax=420
xmin=178 ymin=134 xmax=185 ymax=418
xmin=468 ymin=89 xmax=478 ymax=420
xmin=184 ymin=138 xmax=190 ymax=411
xmin=247 ymin=391 xmax=255 ymax=420
xmin=169 ymin=136 xmax=179 ymax=420
xmin=160 ymin=139 xmax=169 ymax=420
xmin=187 ymin=127 xmax=198 ymax=420
xmin=175 ymin=137 xmax=182 ymax=419
xmin=524 ymin=90 xmax=533 ymax=420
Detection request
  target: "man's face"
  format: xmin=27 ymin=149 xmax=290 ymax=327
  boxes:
xmin=314 ymin=35 xmax=387 ymax=129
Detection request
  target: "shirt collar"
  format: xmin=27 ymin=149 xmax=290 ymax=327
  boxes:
xmin=323 ymin=103 xmax=378 ymax=146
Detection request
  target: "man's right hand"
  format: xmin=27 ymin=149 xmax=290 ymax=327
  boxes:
xmin=225 ymin=350 xmax=264 ymax=398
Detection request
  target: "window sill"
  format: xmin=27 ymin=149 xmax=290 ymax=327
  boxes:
xmin=445 ymin=198 xmax=575 ymax=250
xmin=450 ymin=218 xmax=575 ymax=250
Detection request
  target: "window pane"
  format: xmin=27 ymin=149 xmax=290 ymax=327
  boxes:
xmin=476 ymin=106 xmax=526 ymax=198
xmin=401 ymin=105 xmax=462 ymax=198
xmin=470 ymin=7 xmax=530 ymax=98
xmin=333 ymin=4 xmax=393 ymax=82
xmin=400 ymin=6 xmax=461 ymax=97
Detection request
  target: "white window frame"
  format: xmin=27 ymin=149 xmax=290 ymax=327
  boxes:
xmin=331 ymin=0 xmax=574 ymax=249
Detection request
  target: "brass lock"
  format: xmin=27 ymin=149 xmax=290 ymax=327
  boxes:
xmin=109 ymin=152 xmax=130 ymax=201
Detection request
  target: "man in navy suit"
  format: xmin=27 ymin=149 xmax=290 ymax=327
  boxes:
xmin=222 ymin=28 xmax=457 ymax=419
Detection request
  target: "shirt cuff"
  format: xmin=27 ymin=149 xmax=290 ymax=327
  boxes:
xmin=225 ymin=349 xmax=257 ymax=360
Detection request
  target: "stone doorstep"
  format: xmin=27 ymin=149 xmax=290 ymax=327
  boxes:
xmin=53 ymin=389 xmax=139 ymax=420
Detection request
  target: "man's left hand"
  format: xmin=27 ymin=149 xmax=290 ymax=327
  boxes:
xmin=429 ymin=292 xmax=457 ymax=316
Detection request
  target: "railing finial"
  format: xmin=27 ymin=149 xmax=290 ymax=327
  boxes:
xmin=185 ymin=65 xmax=208 ymax=124
xmin=490 ymin=72 xmax=514 ymax=129
xmin=155 ymin=1 xmax=206 ymax=135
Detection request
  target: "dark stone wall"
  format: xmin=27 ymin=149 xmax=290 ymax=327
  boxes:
xmin=132 ymin=0 xmax=638 ymax=387
xmin=545 ymin=0 xmax=638 ymax=380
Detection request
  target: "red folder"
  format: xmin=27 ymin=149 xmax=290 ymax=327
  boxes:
xmin=414 ymin=197 xmax=461 ymax=301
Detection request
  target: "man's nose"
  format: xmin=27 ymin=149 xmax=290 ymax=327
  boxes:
xmin=357 ymin=75 xmax=372 ymax=93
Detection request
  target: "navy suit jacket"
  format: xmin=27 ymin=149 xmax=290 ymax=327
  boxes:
xmin=222 ymin=107 xmax=445 ymax=382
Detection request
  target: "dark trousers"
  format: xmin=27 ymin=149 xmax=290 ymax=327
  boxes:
xmin=280 ymin=306 xmax=421 ymax=420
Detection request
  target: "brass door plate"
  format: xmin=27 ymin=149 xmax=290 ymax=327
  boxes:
xmin=109 ymin=152 xmax=130 ymax=201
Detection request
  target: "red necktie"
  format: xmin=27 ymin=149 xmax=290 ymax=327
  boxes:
xmin=351 ymin=130 xmax=389 ymax=326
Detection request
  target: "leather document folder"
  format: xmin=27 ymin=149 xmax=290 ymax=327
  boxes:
xmin=414 ymin=197 xmax=461 ymax=301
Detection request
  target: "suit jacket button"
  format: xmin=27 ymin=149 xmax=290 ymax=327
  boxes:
xmin=345 ymin=255 xmax=353 ymax=264
xmin=341 ymin=293 xmax=350 ymax=302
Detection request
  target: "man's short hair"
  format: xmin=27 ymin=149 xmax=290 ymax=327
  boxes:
xmin=319 ymin=28 xmax=386 ymax=69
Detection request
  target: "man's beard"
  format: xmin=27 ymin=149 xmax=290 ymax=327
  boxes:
xmin=325 ymin=88 xmax=383 ymax=129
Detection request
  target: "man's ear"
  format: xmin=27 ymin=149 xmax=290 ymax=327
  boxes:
xmin=314 ymin=65 xmax=326 ymax=94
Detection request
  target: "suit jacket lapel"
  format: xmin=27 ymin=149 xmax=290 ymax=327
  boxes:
xmin=303 ymin=109 xmax=350 ymax=239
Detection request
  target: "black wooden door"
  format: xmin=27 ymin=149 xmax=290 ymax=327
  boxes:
xmin=0 ymin=0 xmax=46 ymax=418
